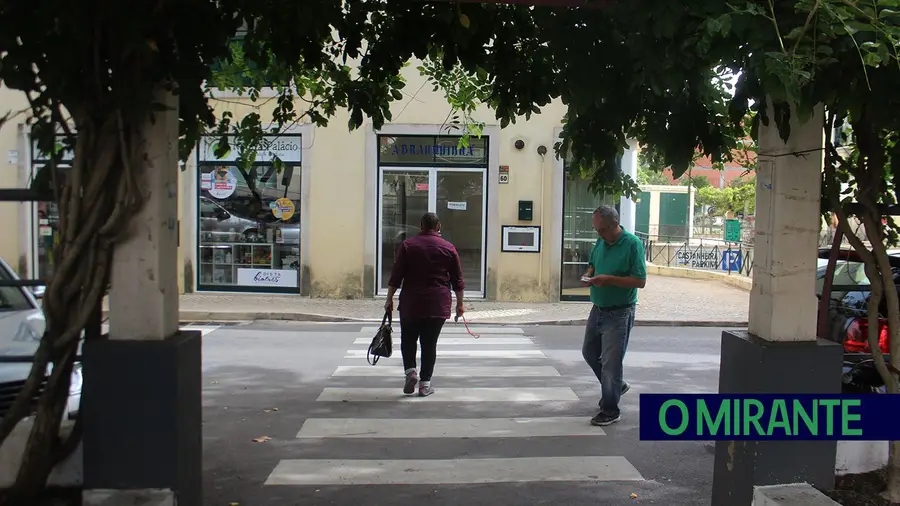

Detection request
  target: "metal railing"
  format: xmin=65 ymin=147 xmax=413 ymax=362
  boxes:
xmin=636 ymin=231 xmax=754 ymax=278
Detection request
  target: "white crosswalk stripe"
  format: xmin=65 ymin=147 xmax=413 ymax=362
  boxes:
xmin=343 ymin=349 xmax=546 ymax=359
xmin=316 ymin=386 xmax=580 ymax=402
xmin=352 ymin=336 xmax=533 ymax=345
xmin=264 ymin=324 xmax=645 ymax=488
xmin=296 ymin=417 xmax=607 ymax=438
xmin=359 ymin=325 xmax=525 ymax=335
xmin=265 ymin=457 xmax=643 ymax=485
xmin=101 ymin=323 xmax=222 ymax=337
xmin=332 ymin=365 xmax=561 ymax=377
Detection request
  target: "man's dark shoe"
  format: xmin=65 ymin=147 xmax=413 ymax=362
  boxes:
xmin=598 ymin=382 xmax=631 ymax=407
xmin=590 ymin=412 xmax=621 ymax=427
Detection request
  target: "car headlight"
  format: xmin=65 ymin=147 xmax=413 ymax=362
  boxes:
xmin=69 ymin=363 xmax=83 ymax=396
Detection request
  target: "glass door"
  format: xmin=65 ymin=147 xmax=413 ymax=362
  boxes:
xmin=377 ymin=167 xmax=487 ymax=298
xmin=378 ymin=169 xmax=431 ymax=292
xmin=435 ymin=169 xmax=486 ymax=296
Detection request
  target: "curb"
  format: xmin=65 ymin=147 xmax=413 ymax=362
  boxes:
xmin=104 ymin=310 xmax=746 ymax=328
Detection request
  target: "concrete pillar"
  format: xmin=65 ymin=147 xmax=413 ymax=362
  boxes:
xmin=107 ymin=99 xmax=180 ymax=340
xmin=711 ymin=101 xmax=843 ymax=505
xmin=619 ymin=139 xmax=639 ymax=232
xmin=81 ymin=89 xmax=202 ymax=505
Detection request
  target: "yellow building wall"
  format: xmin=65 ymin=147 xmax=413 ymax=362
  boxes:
xmin=0 ymin=88 xmax=31 ymax=276
xmin=305 ymin=108 xmax=368 ymax=298
xmin=492 ymin=116 xmax=564 ymax=302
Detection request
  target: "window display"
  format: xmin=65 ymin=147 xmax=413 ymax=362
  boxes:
xmin=196 ymin=135 xmax=303 ymax=293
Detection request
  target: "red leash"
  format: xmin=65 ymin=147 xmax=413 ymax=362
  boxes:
xmin=455 ymin=314 xmax=480 ymax=339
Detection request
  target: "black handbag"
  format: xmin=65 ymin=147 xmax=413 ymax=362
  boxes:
xmin=367 ymin=311 xmax=393 ymax=365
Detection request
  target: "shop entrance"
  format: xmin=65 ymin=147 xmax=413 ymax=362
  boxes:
xmin=375 ymin=134 xmax=488 ymax=299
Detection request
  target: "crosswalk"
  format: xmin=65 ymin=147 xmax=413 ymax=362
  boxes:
xmin=263 ymin=324 xmax=646 ymax=488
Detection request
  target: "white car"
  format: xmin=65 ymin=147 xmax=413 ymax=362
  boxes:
xmin=0 ymin=257 xmax=81 ymax=421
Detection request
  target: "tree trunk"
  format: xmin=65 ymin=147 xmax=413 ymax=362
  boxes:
xmin=825 ymin=109 xmax=900 ymax=501
xmin=886 ymin=441 xmax=900 ymax=503
xmin=0 ymin=107 xmax=146 ymax=503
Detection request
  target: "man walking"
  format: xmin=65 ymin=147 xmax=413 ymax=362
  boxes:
xmin=385 ymin=212 xmax=465 ymax=397
xmin=581 ymin=205 xmax=646 ymax=426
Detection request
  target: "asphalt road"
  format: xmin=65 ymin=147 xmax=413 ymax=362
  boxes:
xmin=200 ymin=321 xmax=734 ymax=506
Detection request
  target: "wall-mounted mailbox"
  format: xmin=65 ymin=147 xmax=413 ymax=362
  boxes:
xmin=502 ymin=225 xmax=541 ymax=253
xmin=518 ymin=200 xmax=533 ymax=221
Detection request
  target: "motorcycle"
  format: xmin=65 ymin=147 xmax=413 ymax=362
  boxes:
xmin=841 ymin=358 xmax=891 ymax=394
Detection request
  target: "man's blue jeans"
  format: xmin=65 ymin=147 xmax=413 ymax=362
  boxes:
xmin=582 ymin=304 xmax=636 ymax=417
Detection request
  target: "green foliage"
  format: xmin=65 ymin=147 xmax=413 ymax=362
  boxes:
xmin=681 ymin=175 xmax=713 ymax=188
xmin=637 ymin=165 xmax=672 ymax=185
xmin=696 ymin=183 xmax=756 ymax=216
xmin=417 ymin=58 xmax=491 ymax=144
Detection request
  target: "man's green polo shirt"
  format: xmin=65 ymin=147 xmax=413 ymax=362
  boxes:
xmin=588 ymin=229 xmax=647 ymax=308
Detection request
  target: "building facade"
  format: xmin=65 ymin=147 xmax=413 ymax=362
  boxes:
xmin=0 ymin=60 xmax=640 ymax=303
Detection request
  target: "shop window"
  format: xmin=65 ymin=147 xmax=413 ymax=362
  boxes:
xmin=30 ymin=162 xmax=71 ymax=281
xmin=197 ymin=161 xmax=301 ymax=292
xmin=560 ymin=164 xmax=618 ymax=301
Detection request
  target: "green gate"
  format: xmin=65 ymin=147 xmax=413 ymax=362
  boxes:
xmin=634 ymin=191 xmax=651 ymax=235
xmin=658 ymin=192 xmax=689 ymax=240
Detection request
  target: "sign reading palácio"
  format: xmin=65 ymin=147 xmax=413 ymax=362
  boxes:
xmin=199 ymin=135 xmax=303 ymax=163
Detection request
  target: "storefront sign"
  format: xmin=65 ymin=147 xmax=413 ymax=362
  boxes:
xmin=199 ymin=135 xmax=302 ymax=163
xmin=379 ymin=135 xmax=487 ymax=166
xmin=390 ymin=142 xmax=477 ymax=159
xmin=205 ymin=166 xmax=238 ymax=199
xmin=237 ymin=268 xmax=298 ymax=288
xmin=272 ymin=197 xmax=295 ymax=220
xmin=447 ymin=201 xmax=467 ymax=211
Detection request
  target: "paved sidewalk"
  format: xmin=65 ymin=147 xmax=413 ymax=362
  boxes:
xmin=140 ymin=274 xmax=749 ymax=326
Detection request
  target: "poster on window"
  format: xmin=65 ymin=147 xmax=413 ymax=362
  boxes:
xmin=272 ymin=197 xmax=295 ymax=221
xmin=208 ymin=166 xmax=237 ymax=199
xmin=237 ymin=268 xmax=298 ymax=288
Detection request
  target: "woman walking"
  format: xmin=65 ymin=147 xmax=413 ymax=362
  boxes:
xmin=384 ymin=212 xmax=465 ymax=397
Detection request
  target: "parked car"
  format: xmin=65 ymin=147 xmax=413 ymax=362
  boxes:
xmin=0 ymin=257 xmax=81 ymax=421
xmin=815 ymin=247 xmax=900 ymax=355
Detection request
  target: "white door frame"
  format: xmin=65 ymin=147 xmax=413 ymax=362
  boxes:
xmin=376 ymin=165 xmax=488 ymax=299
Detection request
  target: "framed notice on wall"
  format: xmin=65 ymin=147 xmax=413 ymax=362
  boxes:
xmin=501 ymin=225 xmax=541 ymax=253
